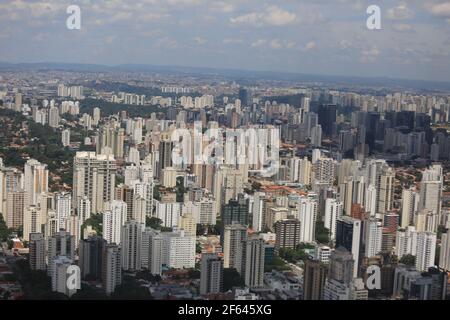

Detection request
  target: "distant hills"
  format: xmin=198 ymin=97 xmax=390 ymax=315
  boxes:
xmin=1 ymin=61 xmax=450 ymax=92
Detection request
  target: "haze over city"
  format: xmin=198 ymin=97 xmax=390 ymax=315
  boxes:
xmin=1 ymin=0 xmax=450 ymax=81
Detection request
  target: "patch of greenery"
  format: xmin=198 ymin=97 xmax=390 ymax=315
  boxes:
xmin=111 ymin=275 xmax=153 ymax=300
xmin=223 ymin=268 xmax=244 ymax=292
xmin=399 ymin=254 xmax=416 ymax=267
xmin=175 ymin=177 xmax=187 ymax=203
xmin=0 ymin=214 xmax=9 ymax=242
xmin=135 ymin=270 xmax=162 ymax=284
xmin=81 ymin=213 xmax=103 ymax=237
xmin=146 ymin=217 xmax=163 ymax=230
xmin=278 ymin=246 xmax=310 ymax=264
xmin=315 ymin=221 xmax=330 ymax=244
xmin=265 ymin=255 xmax=291 ymax=272
xmin=80 ymin=98 xmax=166 ymax=118
xmin=14 ymin=259 xmax=67 ymax=300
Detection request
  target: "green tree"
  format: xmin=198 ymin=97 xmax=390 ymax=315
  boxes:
xmin=399 ymin=254 xmax=416 ymax=267
xmin=146 ymin=217 xmax=163 ymax=230
xmin=81 ymin=214 xmax=103 ymax=237
xmin=153 ymin=185 xmax=161 ymax=201
xmin=111 ymin=275 xmax=153 ymax=300
xmin=0 ymin=213 xmax=9 ymax=242
xmin=223 ymin=268 xmax=244 ymax=291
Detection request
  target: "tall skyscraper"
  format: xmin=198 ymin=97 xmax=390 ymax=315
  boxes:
xmin=141 ymin=228 xmax=164 ymax=275
xmin=303 ymin=259 xmax=327 ymax=300
xmin=56 ymin=192 xmax=71 ymax=231
xmin=29 ymin=233 xmax=46 ymax=271
xmin=401 ymin=189 xmax=419 ymax=228
xmin=439 ymin=230 xmax=450 ymax=272
xmin=238 ymin=88 xmax=252 ymax=107
xmin=6 ymin=190 xmax=27 ymax=229
xmin=366 ymin=160 xmax=394 ymax=215
xmin=102 ymin=200 xmax=127 ymax=245
xmin=415 ymin=232 xmax=437 ymax=272
xmin=79 ymin=236 xmax=106 ymax=280
xmin=336 ymin=216 xmax=362 ymax=278
xmin=121 ymin=220 xmax=145 ymax=271
xmin=223 ymin=223 xmax=247 ymax=273
xmin=298 ymin=196 xmax=318 ymax=243
xmin=0 ymin=166 xmax=23 ymax=218
xmin=23 ymin=206 xmax=43 ymax=242
xmin=48 ymin=106 xmax=60 ymax=128
xmin=200 ymin=253 xmax=224 ymax=295
xmin=73 ymin=152 xmax=117 ymax=214
xmin=317 ymin=104 xmax=337 ymax=137
xmin=62 ymin=129 xmax=71 ymax=147
xmin=251 ymin=192 xmax=266 ymax=233
xmin=419 ymin=165 xmax=443 ymax=224
xmin=24 ymin=159 xmax=48 ymax=206
xmin=364 ymin=218 xmax=383 ymax=258
xmin=102 ymin=244 xmax=122 ymax=296
xmin=243 ymin=235 xmax=265 ymax=289
xmin=158 ymin=135 xmax=174 ymax=177
xmin=324 ymin=198 xmax=343 ymax=241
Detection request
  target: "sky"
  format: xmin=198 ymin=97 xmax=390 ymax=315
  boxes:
xmin=0 ymin=0 xmax=450 ymax=82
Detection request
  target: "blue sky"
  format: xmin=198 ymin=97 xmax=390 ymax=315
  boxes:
xmin=1 ymin=0 xmax=450 ymax=81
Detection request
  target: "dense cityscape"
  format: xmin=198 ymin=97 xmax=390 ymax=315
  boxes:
xmin=0 ymin=65 xmax=449 ymax=301
xmin=1 ymin=0 xmax=450 ymax=307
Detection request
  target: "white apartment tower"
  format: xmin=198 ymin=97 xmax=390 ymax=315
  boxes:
xmin=121 ymin=220 xmax=145 ymax=271
xmin=102 ymin=200 xmax=127 ymax=245
xmin=24 ymin=159 xmax=48 ymax=206
xmin=73 ymin=152 xmax=117 ymax=214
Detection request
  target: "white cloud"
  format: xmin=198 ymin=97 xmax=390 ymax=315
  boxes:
xmin=387 ymin=2 xmax=414 ymax=20
xmin=230 ymin=6 xmax=297 ymax=27
xmin=264 ymin=6 xmax=297 ymax=26
xmin=210 ymin=1 xmax=235 ymax=13
xmin=428 ymin=2 xmax=450 ymax=17
xmin=360 ymin=46 xmax=381 ymax=63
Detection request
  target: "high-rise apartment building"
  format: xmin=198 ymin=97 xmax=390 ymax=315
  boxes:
xmin=121 ymin=220 xmax=145 ymax=271
xmin=102 ymin=244 xmax=121 ymax=296
xmin=336 ymin=216 xmax=362 ymax=278
xmin=223 ymin=223 xmax=247 ymax=274
xmin=200 ymin=253 xmax=224 ymax=295
xmin=24 ymin=159 xmax=48 ymax=206
xmin=303 ymin=259 xmax=327 ymax=300
xmin=29 ymin=233 xmax=46 ymax=271
xmin=274 ymin=219 xmax=301 ymax=253
xmin=243 ymin=235 xmax=265 ymax=289
xmin=79 ymin=236 xmax=106 ymax=280
xmin=102 ymin=200 xmax=127 ymax=245
xmin=73 ymin=152 xmax=117 ymax=214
